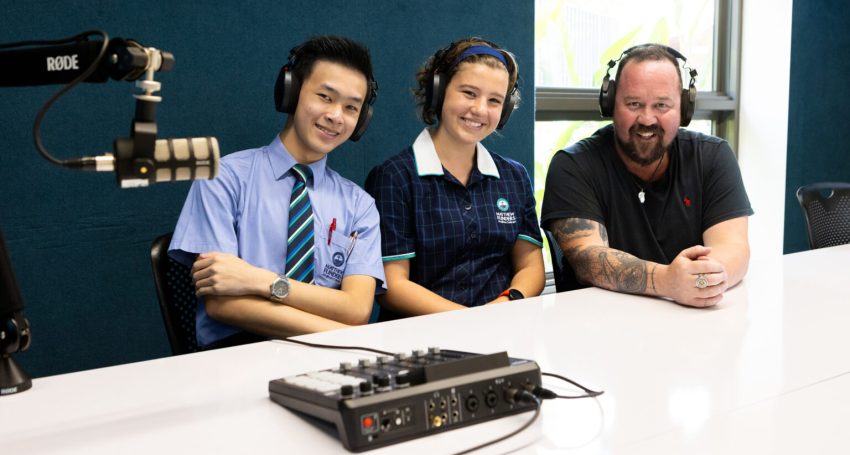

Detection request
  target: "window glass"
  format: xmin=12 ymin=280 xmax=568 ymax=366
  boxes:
xmin=535 ymin=0 xmax=715 ymax=90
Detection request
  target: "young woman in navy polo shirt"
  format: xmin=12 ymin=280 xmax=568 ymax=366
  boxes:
xmin=365 ymin=37 xmax=544 ymax=320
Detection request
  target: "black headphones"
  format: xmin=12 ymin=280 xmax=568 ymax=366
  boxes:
xmin=425 ymin=42 xmax=519 ymax=130
xmin=598 ymin=44 xmax=698 ymax=127
xmin=274 ymin=45 xmax=378 ymax=142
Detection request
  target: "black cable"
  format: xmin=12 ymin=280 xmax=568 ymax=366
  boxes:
xmin=276 ymin=336 xmax=395 ymax=356
xmin=451 ymin=390 xmax=541 ymax=455
xmin=25 ymin=30 xmax=110 ymax=167
xmin=539 ymin=371 xmax=604 ymax=399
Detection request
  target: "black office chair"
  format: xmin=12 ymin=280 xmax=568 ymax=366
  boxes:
xmin=544 ymin=229 xmax=590 ymax=293
xmin=150 ymin=233 xmax=200 ymax=355
xmin=544 ymin=229 xmax=568 ymax=293
xmin=796 ymin=182 xmax=850 ymax=249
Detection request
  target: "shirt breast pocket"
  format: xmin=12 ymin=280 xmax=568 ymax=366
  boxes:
xmin=314 ymin=231 xmax=354 ymax=288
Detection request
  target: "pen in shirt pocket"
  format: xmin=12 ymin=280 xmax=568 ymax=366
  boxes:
xmin=346 ymin=231 xmax=358 ymax=257
xmin=328 ymin=218 xmax=336 ymax=245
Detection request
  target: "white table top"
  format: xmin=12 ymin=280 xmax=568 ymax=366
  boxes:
xmin=2 ymin=244 xmax=849 ymax=454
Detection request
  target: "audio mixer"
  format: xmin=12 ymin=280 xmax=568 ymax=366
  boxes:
xmin=268 ymin=348 xmax=541 ymax=452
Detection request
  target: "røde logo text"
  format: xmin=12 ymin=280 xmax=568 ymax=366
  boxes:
xmin=46 ymin=55 xmax=79 ymax=71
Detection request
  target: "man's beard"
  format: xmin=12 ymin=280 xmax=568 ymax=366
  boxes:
xmin=615 ymin=124 xmax=669 ymax=166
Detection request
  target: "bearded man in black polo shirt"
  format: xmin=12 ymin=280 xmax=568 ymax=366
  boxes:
xmin=541 ymin=44 xmax=752 ymax=308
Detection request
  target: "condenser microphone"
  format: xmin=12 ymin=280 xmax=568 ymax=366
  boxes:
xmin=112 ymin=136 xmax=220 ymax=188
xmin=69 ymin=136 xmax=220 ymax=188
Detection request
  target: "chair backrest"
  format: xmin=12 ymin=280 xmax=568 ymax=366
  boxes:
xmin=544 ymin=229 xmax=569 ymax=293
xmin=796 ymin=182 xmax=850 ymax=249
xmin=544 ymin=229 xmax=590 ymax=293
xmin=150 ymin=232 xmax=199 ymax=355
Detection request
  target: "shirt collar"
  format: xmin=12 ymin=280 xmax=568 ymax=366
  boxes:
xmin=412 ymin=128 xmax=501 ymax=179
xmin=268 ymin=135 xmax=328 ymax=186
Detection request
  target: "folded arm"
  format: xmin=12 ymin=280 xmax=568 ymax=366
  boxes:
xmin=379 ymin=259 xmax=468 ymax=316
xmin=702 ymin=216 xmax=750 ymax=289
xmin=192 ymin=252 xmax=375 ymax=337
xmin=549 ymin=217 xmax=727 ymax=307
xmin=487 ymin=239 xmax=545 ymax=304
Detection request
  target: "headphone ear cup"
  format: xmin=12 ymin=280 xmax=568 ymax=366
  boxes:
xmin=497 ymin=91 xmax=517 ymax=130
xmin=274 ymin=66 xmax=299 ymax=114
xmin=349 ymin=104 xmax=373 ymax=142
xmin=680 ymin=84 xmax=696 ymax=126
xmin=599 ymin=76 xmax=616 ymax=117
xmin=427 ymin=72 xmax=445 ymax=121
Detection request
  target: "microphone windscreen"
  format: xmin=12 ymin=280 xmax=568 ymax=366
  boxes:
xmin=152 ymin=137 xmax=219 ymax=183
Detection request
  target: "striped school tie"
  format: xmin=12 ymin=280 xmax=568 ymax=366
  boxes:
xmin=285 ymin=164 xmax=315 ymax=284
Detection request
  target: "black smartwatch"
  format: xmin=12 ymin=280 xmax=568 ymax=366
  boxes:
xmin=499 ymin=288 xmax=524 ymax=301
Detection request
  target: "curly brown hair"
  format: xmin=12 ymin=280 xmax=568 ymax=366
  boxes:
xmin=414 ymin=37 xmax=520 ymax=125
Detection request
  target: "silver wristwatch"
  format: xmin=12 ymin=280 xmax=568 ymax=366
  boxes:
xmin=269 ymin=274 xmax=290 ymax=302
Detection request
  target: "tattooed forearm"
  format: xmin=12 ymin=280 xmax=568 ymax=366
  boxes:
xmin=649 ymin=264 xmax=657 ymax=294
xmin=566 ymin=245 xmax=648 ymax=294
xmin=552 ymin=217 xmax=649 ymax=295
xmin=551 ymin=218 xmax=595 ymax=246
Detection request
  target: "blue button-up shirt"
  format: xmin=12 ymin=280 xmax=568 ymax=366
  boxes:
xmin=365 ymin=129 xmax=542 ymax=314
xmin=170 ymin=135 xmax=385 ymax=346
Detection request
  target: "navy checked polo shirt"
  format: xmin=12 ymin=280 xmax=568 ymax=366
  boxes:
xmin=365 ymin=129 xmax=543 ymax=312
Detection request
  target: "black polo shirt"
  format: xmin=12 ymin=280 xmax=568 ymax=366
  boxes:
xmin=541 ymin=125 xmax=752 ymax=282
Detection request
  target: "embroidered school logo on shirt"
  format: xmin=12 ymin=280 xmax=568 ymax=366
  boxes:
xmin=322 ymin=250 xmax=346 ymax=283
xmin=495 ymin=197 xmax=516 ymax=224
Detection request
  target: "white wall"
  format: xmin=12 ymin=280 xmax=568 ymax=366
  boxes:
xmin=737 ymin=0 xmax=793 ymax=259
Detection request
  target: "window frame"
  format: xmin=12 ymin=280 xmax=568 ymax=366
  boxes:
xmin=534 ymin=0 xmax=742 ymax=149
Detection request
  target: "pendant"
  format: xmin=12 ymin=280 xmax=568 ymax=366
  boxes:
xmin=638 ymin=190 xmax=645 ymax=204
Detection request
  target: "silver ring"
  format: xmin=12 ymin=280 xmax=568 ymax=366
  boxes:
xmin=695 ymin=273 xmax=709 ymax=289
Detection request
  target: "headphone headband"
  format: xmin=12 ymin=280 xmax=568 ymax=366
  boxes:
xmin=426 ymin=41 xmax=519 ymax=130
xmin=274 ymin=41 xmax=377 ymax=142
xmin=598 ymin=43 xmax=698 ymax=127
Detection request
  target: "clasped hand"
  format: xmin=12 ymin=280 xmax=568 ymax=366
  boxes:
xmin=192 ymin=252 xmax=272 ymax=297
xmin=663 ymin=245 xmax=728 ymax=308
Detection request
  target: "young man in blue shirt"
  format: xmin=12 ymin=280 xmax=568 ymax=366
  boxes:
xmin=170 ymin=36 xmax=385 ymax=348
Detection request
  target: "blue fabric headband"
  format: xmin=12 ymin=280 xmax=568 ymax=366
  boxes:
xmin=448 ymin=45 xmax=508 ymax=70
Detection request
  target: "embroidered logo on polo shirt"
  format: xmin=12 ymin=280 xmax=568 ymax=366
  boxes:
xmin=495 ymin=197 xmax=516 ymax=224
xmin=684 ymin=196 xmax=692 ymax=207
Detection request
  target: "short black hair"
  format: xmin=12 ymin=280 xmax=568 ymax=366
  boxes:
xmin=290 ymin=35 xmax=374 ymax=90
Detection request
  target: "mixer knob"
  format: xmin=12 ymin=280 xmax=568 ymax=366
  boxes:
xmin=395 ymin=370 xmax=411 ymax=387
xmin=375 ymin=374 xmax=391 ymax=390
xmin=339 ymin=384 xmax=355 ymax=398
xmin=359 ymin=381 xmax=373 ymax=395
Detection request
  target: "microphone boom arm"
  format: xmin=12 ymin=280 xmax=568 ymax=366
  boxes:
xmin=0 ymin=30 xmax=218 ymax=188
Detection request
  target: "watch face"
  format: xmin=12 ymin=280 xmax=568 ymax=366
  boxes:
xmin=508 ymin=289 xmax=524 ymax=301
xmin=272 ymin=276 xmax=289 ymax=298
